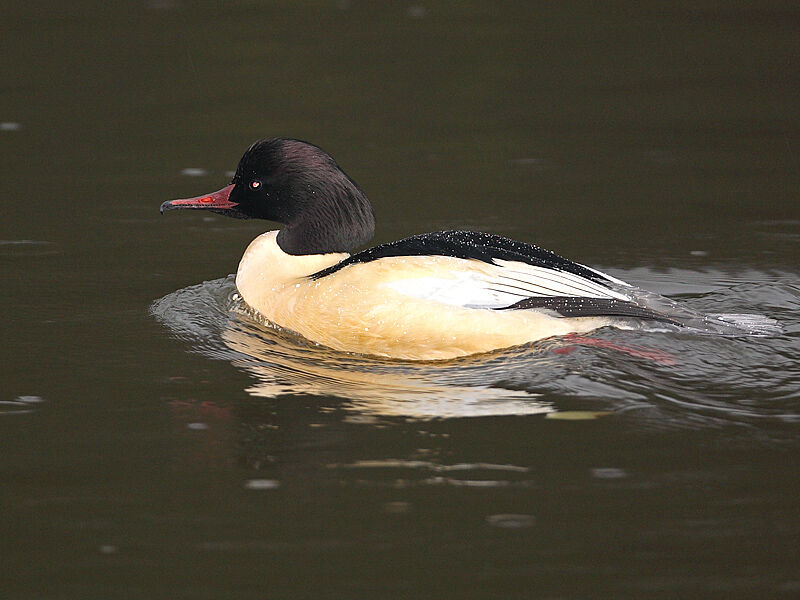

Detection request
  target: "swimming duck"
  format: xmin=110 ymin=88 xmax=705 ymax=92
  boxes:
xmin=160 ymin=137 xmax=690 ymax=360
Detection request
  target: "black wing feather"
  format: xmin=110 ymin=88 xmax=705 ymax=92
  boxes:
xmin=311 ymin=230 xmax=609 ymax=284
xmin=498 ymin=296 xmax=680 ymax=324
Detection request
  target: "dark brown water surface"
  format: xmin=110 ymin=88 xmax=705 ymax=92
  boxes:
xmin=2 ymin=2 xmax=799 ymax=598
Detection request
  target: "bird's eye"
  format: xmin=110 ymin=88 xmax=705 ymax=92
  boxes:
xmin=249 ymin=180 xmax=262 ymax=190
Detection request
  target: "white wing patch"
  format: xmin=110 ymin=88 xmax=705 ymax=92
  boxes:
xmin=492 ymin=260 xmax=631 ymax=301
xmin=576 ymin=262 xmax=632 ymax=287
xmin=383 ymin=258 xmax=631 ymax=310
xmin=383 ymin=271 xmax=515 ymax=309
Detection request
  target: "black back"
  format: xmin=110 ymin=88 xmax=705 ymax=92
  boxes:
xmin=311 ymin=230 xmax=608 ymax=284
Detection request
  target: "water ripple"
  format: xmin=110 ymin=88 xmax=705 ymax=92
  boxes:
xmin=151 ymin=268 xmax=800 ymax=439
xmin=0 ymin=395 xmax=45 ymax=416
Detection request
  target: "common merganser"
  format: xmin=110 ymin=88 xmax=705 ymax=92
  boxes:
xmin=160 ymin=137 xmax=692 ymax=361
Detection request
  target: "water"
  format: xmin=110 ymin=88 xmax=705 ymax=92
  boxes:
xmin=152 ymin=268 xmax=798 ymax=435
xmin=2 ymin=1 xmax=799 ymax=598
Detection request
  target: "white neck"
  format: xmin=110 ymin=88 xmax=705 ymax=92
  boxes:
xmin=235 ymin=230 xmax=349 ymax=310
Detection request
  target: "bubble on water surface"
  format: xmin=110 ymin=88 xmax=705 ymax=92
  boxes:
xmin=383 ymin=501 xmax=411 ymax=514
xmin=591 ymin=468 xmax=628 ymax=479
xmin=244 ymin=479 xmax=280 ymax=490
xmin=0 ymin=240 xmax=59 ymax=257
xmin=180 ymin=168 xmax=208 ymax=177
xmin=486 ymin=514 xmax=536 ymax=529
xmin=509 ymin=157 xmax=552 ymax=172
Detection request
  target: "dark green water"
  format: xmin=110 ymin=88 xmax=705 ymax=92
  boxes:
xmin=2 ymin=2 xmax=798 ymax=598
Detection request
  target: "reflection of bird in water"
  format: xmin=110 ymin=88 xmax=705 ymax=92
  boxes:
xmin=161 ymin=138 xmax=773 ymax=361
xmin=220 ymin=313 xmax=555 ymax=419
